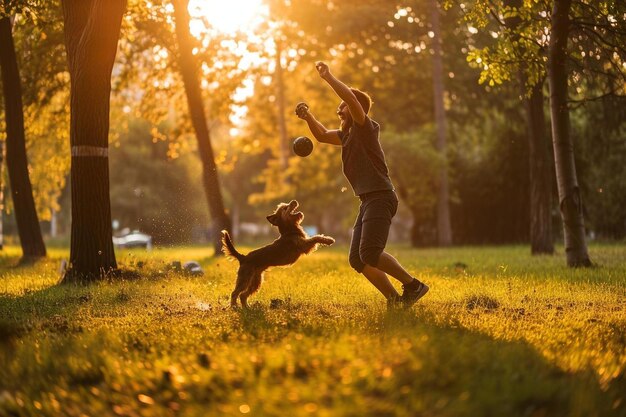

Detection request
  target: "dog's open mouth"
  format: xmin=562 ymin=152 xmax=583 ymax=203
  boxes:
xmin=288 ymin=200 xmax=302 ymax=216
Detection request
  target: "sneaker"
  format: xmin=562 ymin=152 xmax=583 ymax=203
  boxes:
xmin=401 ymin=279 xmax=429 ymax=307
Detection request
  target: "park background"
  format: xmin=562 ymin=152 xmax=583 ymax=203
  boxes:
xmin=1 ymin=0 xmax=625 ymax=416
xmin=0 ymin=0 xmax=624 ymax=260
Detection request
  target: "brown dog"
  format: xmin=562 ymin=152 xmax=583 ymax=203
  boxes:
xmin=222 ymin=200 xmax=335 ymax=308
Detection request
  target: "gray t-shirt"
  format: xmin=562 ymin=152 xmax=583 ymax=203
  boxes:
xmin=338 ymin=116 xmax=394 ymax=196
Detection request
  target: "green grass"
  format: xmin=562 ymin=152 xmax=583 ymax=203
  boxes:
xmin=0 ymin=244 xmax=625 ymax=417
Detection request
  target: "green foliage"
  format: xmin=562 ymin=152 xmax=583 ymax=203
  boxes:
xmin=0 ymin=0 xmax=48 ymax=20
xmin=448 ymin=93 xmax=530 ymax=244
xmin=1 ymin=0 xmax=70 ymax=220
xmin=574 ymin=96 xmax=626 ymax=239
xmin=461 ymin=1 xmax=549 ymax=91
xmin=0 ymin=244 xmax=625 ymax=416
xmin=10 ymin=0 xmax=67 ymax=109
xmin=119 ymin=0 xmax=251 ymax=140
xmin=23 ymin=93 xmax=70 ymax=220
xmin=2 ymin=0 xmax=624 ymax=250
xmin=219 ymin=144 xmax=271 ymax=226
xmin=385 ymin=128 xmax=442 ymax=242
xmin=277 ymin=0 xmax=438 ymax=131
xmin=460 ymin=0 xmax=626 ymax=96
xmin=108 ymin=118 xmax=209 ymax=244
xmin=454 ymin=0 xmax=626 ymax=244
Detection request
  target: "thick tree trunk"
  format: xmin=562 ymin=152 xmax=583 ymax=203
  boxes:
xmin=547 ymin=0 xmax=591 ymax=267
xmin=60 ymin=0 xmax=125 ymax=283
xmin=275 ymin=41 xmax=289 ymax=168
xmin=525 ymin=81 xmax=554 ymax=254
xmin=0 ymin=16 xmax=47 ymax=260
xmin=172 ymin=0 xmax=231 ymax=255
xmin=429 ymin=0 xmax=452 ymax=246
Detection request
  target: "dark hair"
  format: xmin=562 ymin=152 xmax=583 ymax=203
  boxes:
xmin=351 ymin=88 xmax=372 ymax=114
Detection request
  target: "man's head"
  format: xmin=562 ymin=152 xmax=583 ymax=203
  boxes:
xmin=352 ymin=88 xmax=372 ymax=114
xmin=337 ymin=88 xmax=373 ymax=132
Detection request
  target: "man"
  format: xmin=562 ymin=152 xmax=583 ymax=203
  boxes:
xmin=295 ymin=61 xmax=429 ymax=307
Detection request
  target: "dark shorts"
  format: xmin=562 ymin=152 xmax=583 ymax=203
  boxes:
xmin=349 ymin=190 xmax=398 ymax=273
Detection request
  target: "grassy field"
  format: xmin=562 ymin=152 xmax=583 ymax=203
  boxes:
xmin=0 ymin=243 xmax=625 ymax=417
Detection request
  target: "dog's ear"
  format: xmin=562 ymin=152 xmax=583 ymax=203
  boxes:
xmin=266 ymin=214 xmax=279 ymax=226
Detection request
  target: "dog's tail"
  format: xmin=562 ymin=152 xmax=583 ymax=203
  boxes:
xmin=221 ymin=230 xmax=245 ymax=262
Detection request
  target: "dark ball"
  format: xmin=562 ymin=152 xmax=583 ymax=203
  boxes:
xmin=293 ymin=136 xmax=313 ymax=157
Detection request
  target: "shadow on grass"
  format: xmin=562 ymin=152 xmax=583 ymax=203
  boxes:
xmin=370 ymin=307 xmax=625 ymax=417
xmin=210 ymin=302 xmax=626 ymax=416
xmin=0 ymin=282 xmax=113 ymax=344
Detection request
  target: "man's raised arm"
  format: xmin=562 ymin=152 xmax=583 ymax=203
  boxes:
xmin=315 ymin=61 xmax=366 ymax=126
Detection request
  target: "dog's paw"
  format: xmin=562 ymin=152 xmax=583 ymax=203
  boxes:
xmin=321 ymin=236 xmax=335 ymax=245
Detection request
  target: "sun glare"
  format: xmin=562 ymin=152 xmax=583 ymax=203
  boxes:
xmin=189 ymin=0 xmax=268 ymax=34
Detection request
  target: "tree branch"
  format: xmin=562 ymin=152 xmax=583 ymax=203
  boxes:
xmin=577 ymin=25 xmax=626 ymax=57
xmin=571 ymin=19 xmax=626 ymax=36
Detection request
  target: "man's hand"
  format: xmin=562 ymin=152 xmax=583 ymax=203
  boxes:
xmin=315 ymin=61 xmax=331 ymax=79
xmin=295 ymin=102 xmax=310 ymax=120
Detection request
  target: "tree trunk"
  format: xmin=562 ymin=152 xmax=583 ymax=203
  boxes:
xmin=547 ymin=0 xmax=591 ymax=267
xmin=429 ymin=0 xmax=452 ymax=246
xmin=60 ymin=0 xmax=126 ymax=283
xmin=275 ymin=41 xmax=289 ymax=168
xmin=172 ymin=0 xmax=231 ymax=255
xmin=394 ymin=178 xmax=430 ymax=247
xmin=0 ymin=16 xmax=47 ymax=260
xmin=0 ymin=142 xmax=4 ymax=250
xmin=504 ymin=0 xmax=554 ymax=255
xmin=525 ymin=81 xmax=554 ymax=254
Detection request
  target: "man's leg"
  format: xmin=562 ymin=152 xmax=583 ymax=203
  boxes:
xmin=350 ymin=202 xmax=398 ymax=301
xmin=375 ymin=251 xmax=413 ymax=285
xmin=375 ymin=251 xmax=428 ymax=305
xmin=358 ymin=197 xmax=413 ymax=286
xmin=361 ymin=264 xmax=400 ymax=299
xmin=358 ymin=196 xmax=428 ymax=306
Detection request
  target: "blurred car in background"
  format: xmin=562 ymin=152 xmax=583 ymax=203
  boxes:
xmin=113 ymin=230 xmax=152 ymax=250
